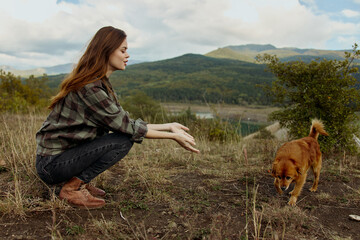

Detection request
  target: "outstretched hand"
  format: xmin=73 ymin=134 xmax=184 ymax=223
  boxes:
xmin=145 ymin=122 xmax=200 ymax=153
xmin=174 ymin=131 xmax=200 ymax=153
xmin=170 ymin=123 xmax=200 ymax=153
xmin=169 ymin=122 xmax=188 ymax=132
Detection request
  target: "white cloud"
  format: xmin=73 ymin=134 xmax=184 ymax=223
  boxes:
xmin=0 ymin=0 xmax=359 ymax=69
xmin=342 ymin=9 xmax=360 ymax=18
xmin=0 ymin=0 xmax=60 ymax=22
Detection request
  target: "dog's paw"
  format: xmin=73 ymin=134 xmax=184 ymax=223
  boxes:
xmin=276 ymin=189 xmax=283 ymax=195
xmin=309 ymin=187 xmax=317 ymax=192
xmin=288 ymin=196 xmax=297 ymax=206
xmin=274 ymin=185 xmax=283 ymax=195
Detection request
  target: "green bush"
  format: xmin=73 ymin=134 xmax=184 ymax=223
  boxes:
xmin=0 ymin=70 xmax=52 ymax=113
xmin=120 ymin=91 xmax=166 ymax=123
xmin=256 ymin=44 xmax=360 ymax=153
xmin=207 ymin=118 xmax=240 ymax=142
xmin=254 ymin=128 xmax=275 ymax=140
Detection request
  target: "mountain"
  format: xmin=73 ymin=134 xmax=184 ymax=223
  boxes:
xmin=108 ymin=54 xmax=275 ymax=105
xmin=0 ymin=64 xmax=72 ymax=77
xmin=205 ymin=44 xmax=352 ymax=63
xmin=228 ymin=44 xmax=276 ymax=52
xmin=43 ymin=63 xmax=74 ymax=75
xmin=0 ymin=65 xmax=46 ymax=77
xmin=32 ymin=48 xmax=360 ymax=106
xmin=47 ymin=54 xmax=276 ymax=105
xmin=0 ymin=60 xmax=144 ymax=77
xmin=3 ymin=44 xmax=354 ymax=78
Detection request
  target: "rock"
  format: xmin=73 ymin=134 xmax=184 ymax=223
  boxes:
xmin=0 ymin=159 xmax=6 ymax=167
xmin=168 ymin=221 xmax=177 ymax=228
xmin=349 ymin=215 xmax=360 ymax=221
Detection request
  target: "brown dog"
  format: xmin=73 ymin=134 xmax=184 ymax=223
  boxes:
xmin=271 ymin=119 xmax=328 ymax=206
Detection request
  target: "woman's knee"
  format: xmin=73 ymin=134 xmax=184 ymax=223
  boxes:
xmin=110 ymin=132 xmax=134 ymax=151
xmin=36 ymin=155 xmax=55 ymax=184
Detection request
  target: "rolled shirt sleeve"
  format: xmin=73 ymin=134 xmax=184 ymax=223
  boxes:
xmin=79 ymin=81 xmax=148 ymax=143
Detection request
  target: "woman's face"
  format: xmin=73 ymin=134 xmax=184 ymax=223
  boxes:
xmin=108 ymin=38 xmax=129 ymax=73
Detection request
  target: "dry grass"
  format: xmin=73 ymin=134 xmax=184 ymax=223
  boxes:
xmin=0 ymin=113 xmax=359 ymax=239
xmin=0 ymin=113 xmax=47 ymax=215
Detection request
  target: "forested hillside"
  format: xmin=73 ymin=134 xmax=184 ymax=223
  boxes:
xmin=45 ymin=51 xmax=360 ymax=105
xmin=48 ymin=54 xmax=275 ymax=105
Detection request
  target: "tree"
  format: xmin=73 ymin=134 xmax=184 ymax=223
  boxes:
xmin=120 ymin=91 xmax=165 ymax=123
xmin=23 ymin=74 xmax=52 ymax=104
xmin=256 ymin=44 xmax=360 ymax=153
xmin=0 ymin=70 xmax=52 ymax=112
xmin=0 ymin=70 xmax=29 ymax=112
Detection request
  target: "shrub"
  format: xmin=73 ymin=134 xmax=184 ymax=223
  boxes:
xmin=256 ymin=44 xmax=360 ymax=153
xmin=0 ymin=70 xmax=52 ymax=113
xmin=254 ymin=128 xmax=275 ymax=140
xmin=120 ymin=91 xmax=166 ymax=123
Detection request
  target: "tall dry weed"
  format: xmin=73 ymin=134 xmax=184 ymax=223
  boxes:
xmin=0 ymin=113 xmax=47 ymax=215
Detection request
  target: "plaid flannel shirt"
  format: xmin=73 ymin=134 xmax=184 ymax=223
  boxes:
xmin=36 ymin=78 xmax=148 ymax=156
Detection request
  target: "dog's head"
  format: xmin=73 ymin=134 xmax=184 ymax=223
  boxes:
xmin=271 ymin=158 xmax=301 ymax=191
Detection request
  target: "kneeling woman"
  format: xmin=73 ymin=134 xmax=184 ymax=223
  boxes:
xmin=35 ymin=26 xmax=199 ymax=209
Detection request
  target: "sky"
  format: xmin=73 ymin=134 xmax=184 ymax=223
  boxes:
xmin=0 ymin=0 xmax=359 ymax=69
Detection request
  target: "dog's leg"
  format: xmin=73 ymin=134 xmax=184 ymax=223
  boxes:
xmin=288 ymin=174 xmax=307 ymax=206
xmin=310 ymin=155 xmax=322 ymax=192
xmin=274 ymin=178 xmax=283 ymax=195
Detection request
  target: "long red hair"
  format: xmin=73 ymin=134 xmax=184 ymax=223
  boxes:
xmin=49 ymin=26 xmax=127 ymax=109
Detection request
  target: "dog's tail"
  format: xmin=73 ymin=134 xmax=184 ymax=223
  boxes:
xmin=309 ymin=119 xmax=328 ymax=140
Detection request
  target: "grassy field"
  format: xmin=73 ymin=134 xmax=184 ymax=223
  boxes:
xmin=0 ymin=112 xmax=360 ymax=239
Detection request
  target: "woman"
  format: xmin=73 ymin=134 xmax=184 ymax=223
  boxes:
xmin=36 ymin=26 xmax=199 ymax=209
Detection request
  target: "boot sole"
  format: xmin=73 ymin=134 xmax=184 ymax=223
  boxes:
xmin=60 ymin=198 xmax=106 ymax=209
xmin=68 ymin=202 xmax=106 ymax=209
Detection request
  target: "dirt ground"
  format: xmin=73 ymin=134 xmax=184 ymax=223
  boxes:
xmin=1 ymin=163 xmax=359 ymax=239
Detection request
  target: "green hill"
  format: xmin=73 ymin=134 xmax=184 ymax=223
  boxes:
xmin=46 ymin=52 xmax=359 ymax=106
xmin=110 ymin=54 xmax=275 ymax=105
xmin=47 ymin=54 xmax=275 ymax=105
xmin=205 ymin=44 xmax=352 ymax=63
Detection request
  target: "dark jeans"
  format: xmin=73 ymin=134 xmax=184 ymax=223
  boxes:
xmin=36 ymin=132 xmax=134 ymax=184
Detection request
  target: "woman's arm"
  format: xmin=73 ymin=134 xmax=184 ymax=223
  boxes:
xmin=147 ymin=123 xmax=172 ymax=131
xmin=145 ymin=128 xmax=200 ymax=153
xmin=147 ymin=123 xmax=189 ymax=132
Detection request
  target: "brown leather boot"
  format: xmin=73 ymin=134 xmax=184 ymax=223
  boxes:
xmin=59 ymin=177 xmax=105 ymax=209
xmin=85 ymin=183 xmax=106 ymax=197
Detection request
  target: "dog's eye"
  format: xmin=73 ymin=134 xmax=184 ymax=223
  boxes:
xmin=278 ymin=176 xmax=281 ymax=179
xmin=286 ymin=176 xmax=291 ymax=180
